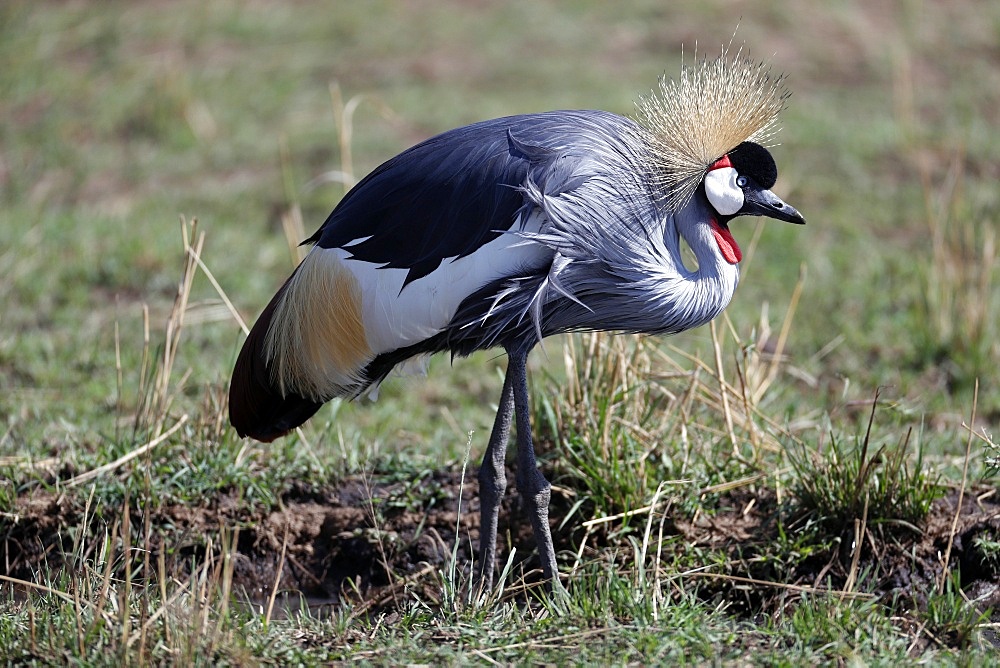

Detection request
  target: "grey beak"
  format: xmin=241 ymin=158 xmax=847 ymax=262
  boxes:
xmin=741 ymin=187 xmax=806 ymax=225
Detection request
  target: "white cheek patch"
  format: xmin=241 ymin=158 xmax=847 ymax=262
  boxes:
xmin=704 ymin=167 xmax=744 ymax=216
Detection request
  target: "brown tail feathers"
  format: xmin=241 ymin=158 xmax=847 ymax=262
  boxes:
xmin=229 ymin=280 xmax=324 ymax=442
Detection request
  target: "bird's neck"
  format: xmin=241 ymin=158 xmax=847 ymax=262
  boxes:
xmin=661 ymin=204 xmax=741 ymax=329
xmin=683 ymin=216 xmax=740 ymax=281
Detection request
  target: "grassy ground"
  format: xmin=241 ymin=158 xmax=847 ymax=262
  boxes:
xmin=3 ymin=0 xmax=1000 ymax=664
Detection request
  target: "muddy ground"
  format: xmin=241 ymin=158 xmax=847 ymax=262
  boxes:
xmin=3 ymin=466 xmax=1000 ymax=631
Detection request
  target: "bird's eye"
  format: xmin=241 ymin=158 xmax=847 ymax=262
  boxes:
xmin=736 ymin=176 xmax=748 ymax=188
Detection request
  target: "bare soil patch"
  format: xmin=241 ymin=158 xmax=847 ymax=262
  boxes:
xmin=3 ymin=469 xmax=999 ymax=624
xmin=674 ymin=486 xmax=1000 ymax=619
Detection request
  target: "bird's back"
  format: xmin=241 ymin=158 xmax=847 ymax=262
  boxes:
xmin=307 ymin=110 xmax=640 ymax=280
xmin=230 ymin=110 xmax=649 ymax=441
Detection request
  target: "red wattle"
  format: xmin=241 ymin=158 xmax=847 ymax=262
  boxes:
xmin=711 ymin=219 xmax=742 ymax=264
xmin=709 ymin=154 xmax=733 ymax=171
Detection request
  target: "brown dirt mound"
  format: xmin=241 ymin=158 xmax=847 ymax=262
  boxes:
xmin=673 ymin=485 xmax=1000 ymax=618
xmin=1 ymin=468 xmax=539 ymax=611
xmin=3 ymin=470 xmax=999 ymax=621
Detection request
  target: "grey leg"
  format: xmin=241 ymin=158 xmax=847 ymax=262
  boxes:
xmin=477 ymin=367 xmax=514 ymax=588
xmin=507 ymin=346 xmax=559 ymax=584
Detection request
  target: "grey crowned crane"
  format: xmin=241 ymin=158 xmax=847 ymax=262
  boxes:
xmin=229 ymin=51 xmax=805 ymax=588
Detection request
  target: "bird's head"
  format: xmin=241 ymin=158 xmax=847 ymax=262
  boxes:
xmin=698 ymin=141 xmax=805 ymax=264
xmin=631 ymin=48 xmax=806 ymax=265
xmin=635 ymin=49 xmax=805 ymax=227
xmin=703 ymin=141 xmax=804 ymax=226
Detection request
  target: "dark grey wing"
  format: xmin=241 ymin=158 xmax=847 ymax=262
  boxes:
xmin=307 ymin=110 xmax=624 ymax=288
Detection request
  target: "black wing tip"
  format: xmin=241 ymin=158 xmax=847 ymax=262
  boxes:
xmin=228 ymin=357 xmax=327 ymax=443
xmin=227 ymin=276 xmax=326 ymax=443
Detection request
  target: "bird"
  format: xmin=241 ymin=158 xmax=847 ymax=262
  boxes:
xmin=229 ymin=50 xmax=805 ymax=589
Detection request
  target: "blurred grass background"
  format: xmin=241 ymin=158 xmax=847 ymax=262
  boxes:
xmin=2 ymin=1 xmax=1000 ymax=662
xmin=2 ymin=0 xmax=998 ymax=482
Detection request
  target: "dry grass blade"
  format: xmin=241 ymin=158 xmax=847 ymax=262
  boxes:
xmin=348 ymin=563 xmax=438 ymax=620
xmin=755 ymin=263 xmax=806 ymax=404
xmin=328 ymin=82 xmax=398 ymax=193
xmin=841 ymin=491 xmax=870 ymax=600
xmin=940 ymin=378 xmax=977 ymax=589
xmin=699 ymin=472 xmax=775 ymax=495
xmin=185 ymin=245 xmax=249 ymax=335
xmin=1 ymin=573 xmax=119 ymax=633
xmin=63 ymin=415 xmax=189 ymax=488
xmin=710 ymin=320 xmax=738 ymax=455
xmin=264 ymin=526 xmax=290 ymax=627
xmin=0 ymin=575 xmax=91 ymax=610
xmin=654 ymin=280 xmax=808 ymax=456
xmin=474 ymin=627 xmax=630 ymax=656
xmin=281 ymin=204 xmax=308 ymax=266
xmin=127 ymin=570 xmax=193 ymax=649
xmin=580 ymin=481 xmax=691 ymax=528
xmin=0 ymin=456 xmax=61 ymax=470
xmin=127 ymin=217 xmax=246 ymax=443
xmin=156 ymin=218 xmax=202 ymax=411
xmin=683 ymin=571 xmax=876 ymax=601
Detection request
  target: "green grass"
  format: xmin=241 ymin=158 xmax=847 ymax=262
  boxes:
xmin=787 ymin=390 xmax=942 ymax=538
xmin=3 ymin=0 xmax=1000 ymax=664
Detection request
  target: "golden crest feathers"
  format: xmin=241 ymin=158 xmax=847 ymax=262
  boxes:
xmin=635 ymin=47 xmax=790 ymax=209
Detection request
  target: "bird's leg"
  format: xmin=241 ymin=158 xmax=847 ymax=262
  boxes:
xmin=476 ymin=367 xmax=514 ymax=589
xmin=507 ymin=346 xmax=559 ymax=585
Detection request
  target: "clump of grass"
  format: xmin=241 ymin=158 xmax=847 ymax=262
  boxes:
xmin=971 ymin=532 xmax=1000 ymax=574
xmin=2 ymin=500 xmax=253 ymax=664
xmin=766 ymin=594 xmax=911 ymax=663
xmin=534 ymin=265 xmax=807 ymax=532
xmin=535 ymin=332 xmax=671 ymax=521
xmin=787 ymin=389 xmax=941 ymax=538
xmin=977 ymin=425 xmax=1000 ymax=478
xmin=920 ymin=572 xmax=993 ymax=651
